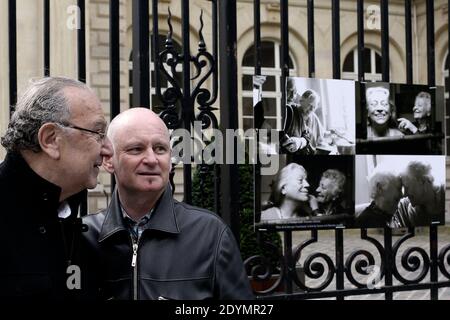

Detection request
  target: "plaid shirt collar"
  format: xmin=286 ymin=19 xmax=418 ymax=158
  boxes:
xmin=121 ymin=205 xmax=152 ymax=241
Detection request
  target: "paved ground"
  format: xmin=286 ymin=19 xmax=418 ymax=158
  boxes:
xmin=279 ymin=226 xmax=450 ymax=300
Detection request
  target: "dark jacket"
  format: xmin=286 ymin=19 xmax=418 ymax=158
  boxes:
xmin=82 ymin=186 xmax=254 ymax=300
xmin=392 ymin=185 xmax=445 ymax=228
xmin=354 ymin=201 xmax=393 ymax=228
xmin=0 ymin=152 xmax=86 ymax=299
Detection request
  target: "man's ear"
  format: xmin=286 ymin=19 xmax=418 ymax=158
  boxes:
xmin=376 ymin=182 xmax=384 ymax=196
xmin=37 ymin=123 xmax=61 ymax=160
xmin=103 ymin=154 xmax=115 ymax=174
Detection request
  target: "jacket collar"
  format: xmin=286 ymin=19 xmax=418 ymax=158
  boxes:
xmin=99 ymin=185 xmax=180 ymax=242
xmin=2 ymin=152 xmax=61 ymax=202
xmin=1 ymin=152 xmax=83 ymax=220
xmin=368 ymin=201 xmax=392 ymax=221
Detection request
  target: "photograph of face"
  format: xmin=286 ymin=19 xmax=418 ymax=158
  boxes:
xmin=282 ymin=77 xmax=356 ymax=155
xmin=368 ymin=89 xmax=389 ymax=125
xmin=354 ymin=155 xmax=446 ymax=228
xmin=366 ymin=86 xmax=404 ymax=138
xmin=356 ymin=83 xmax=445 ymax=155
xmin=256 ymin=155 xmax=355 ymax=230
xmin=394 ymin=85 xmax=444 ymax=155
xmin=316 ymin=169 xmax=346 ymax=206
xmin=412 ymin=92 xmax=431 ymax=120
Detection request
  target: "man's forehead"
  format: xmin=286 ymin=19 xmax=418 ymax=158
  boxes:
xmin=72 ymin=112 xmax=106 ymax=128
xmin=117 ymin=127 xmax=169 ymax=145
xmin=124 ymin=120 xmax=168 ymax=135
xmin=65 ymin=88 xmax=104 ymax=117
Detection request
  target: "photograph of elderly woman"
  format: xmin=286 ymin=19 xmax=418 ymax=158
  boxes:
xmin=256 ymin=155 xmax=355 ymax=230
xmin=356 ymin=83 xmax=445 ymax=155
xmin=354 ymin=155 xmax=446 ymax=228
xmin=281 ymin=77 xmax=356 ymax=155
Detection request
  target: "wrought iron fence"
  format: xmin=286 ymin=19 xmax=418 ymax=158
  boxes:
xmin=5 ymin=0 xmax=450 ymax=300
xmin=246 ymin=0 xmax=450 ymax=300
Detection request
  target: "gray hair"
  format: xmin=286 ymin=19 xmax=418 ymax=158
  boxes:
xmin=269 ymin=163 xmax=307 ymax=206
xmin=321 ymin=169 xmax=346 ymax=196
xmin=1 ymin=77 xmax=89 ymax=153
xmin=415 ymin=91 xmax=431 ymax=115
xmin=369 ymin=170 xmax=401 ymax=200
xmin=403 ymin=161 xmax=434 ymax=184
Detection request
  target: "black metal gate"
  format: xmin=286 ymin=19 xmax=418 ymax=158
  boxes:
xmin=6 ymin=0 xmax=450 ymax=300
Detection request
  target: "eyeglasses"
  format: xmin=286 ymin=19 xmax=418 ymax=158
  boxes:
xmin=57 ymin=122 xmax=106 ymax=143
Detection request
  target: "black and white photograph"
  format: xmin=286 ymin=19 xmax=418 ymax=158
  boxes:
xmin=281 ymin=77 xmax=356 ymax=155
xmin=253 ymin=75 xmax=279 ymax=156
xmin=255 ymin=155 xmax=355 ymax=230
xmin=354 ymin=155 xmax=446 ymax=228
xmin=356 ymin=82 xmax=445 ymax=155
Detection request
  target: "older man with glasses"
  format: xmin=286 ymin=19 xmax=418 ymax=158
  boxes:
xmin=0 ymin=76 xmax=112 ymax=299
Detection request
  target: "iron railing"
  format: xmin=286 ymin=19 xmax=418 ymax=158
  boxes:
xmin=5 ymin=0 xmax=450 ymax=300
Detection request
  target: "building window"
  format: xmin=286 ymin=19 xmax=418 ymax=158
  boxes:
xmin=342 ymin=47 xmax=382 ymax=82
xmin=129 ymin=35 xmax=183 ymax=109
xmin=241 ymin=41 xmax=296 ymax=131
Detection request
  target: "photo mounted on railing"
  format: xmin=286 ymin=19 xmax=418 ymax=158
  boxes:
xmin=279 ymin=77 xmax=356 ymax=156
xmin=354 ymin=155 xmax=446 ymax=228
xmin=252 ymin=75 xmax=280 ymax=156
xmin=255 ymin=154 xmax=355 ymax=230
xmin=356 ymin=82 xmax=445 ymax=155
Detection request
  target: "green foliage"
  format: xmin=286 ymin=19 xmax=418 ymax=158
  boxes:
xmin=192 ymin=163 xmax=282 ymax=271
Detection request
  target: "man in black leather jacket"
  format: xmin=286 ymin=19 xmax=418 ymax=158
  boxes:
xmin=82 ymin=108 xmax=253 ymax=300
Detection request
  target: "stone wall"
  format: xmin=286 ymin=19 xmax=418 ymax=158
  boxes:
xmin=86 ymin=0 xmax=129 ymax=213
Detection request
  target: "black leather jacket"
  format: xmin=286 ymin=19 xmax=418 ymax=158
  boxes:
xmin=82 ymin=186 xmax=254 ymax=300
xmin=0 ymin=152 xmax=86 ymax=299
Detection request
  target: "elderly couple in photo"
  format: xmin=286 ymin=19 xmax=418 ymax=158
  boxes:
xmin=0 ymin=77 xmax=253 ymax=300
xmin=355 ymin=161 xmax=445 ymax=228
xmin=261 ymin=163 xmax=349 ymax=222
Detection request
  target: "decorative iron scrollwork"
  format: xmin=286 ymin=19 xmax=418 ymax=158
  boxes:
xmin=244 ymin=240 xmax=285 ymax=295
xmin=291 ymin=230 xmax=335 ymax=292
xmin=438 ymin=244 xmax=450 ymax=279
xmin=345 ymin=229 xmax=385 ymax=288
xmin=301 ymin=252 xmax=335 ymax=292
xmin=392 ymin=228 xmax=430 ymax=284
xmin=345 ymin=249 xmax=377 ymax=288
xmin=157 ymin=8 xmax=183 ymax=130
xmin=156 ymin=8 xmax=218 ymax=133
xmin=193 ymin=10 xmax=218 ymax=131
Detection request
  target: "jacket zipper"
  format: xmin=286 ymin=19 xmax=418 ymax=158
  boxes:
xmin=131 ymin=236 xmax=139 ymax=300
